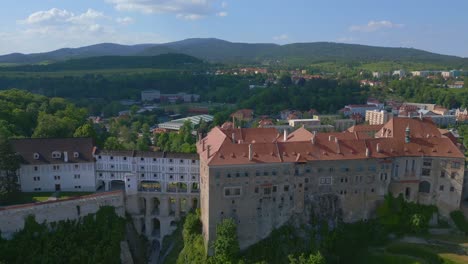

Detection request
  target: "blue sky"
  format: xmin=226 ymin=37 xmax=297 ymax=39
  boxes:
xmin=0 ymin=0 xmax=467 ymax=57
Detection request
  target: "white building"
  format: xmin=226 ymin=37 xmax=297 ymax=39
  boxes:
xmin=372 ymin=72 xmax=382 ymax=78
xmin=94 ymin=150 xmax=200 ymax=193
xmin=12 ymin=138 xmax=96 ymax=192
xmin=288 ymin=119 xmax=320 ymax=127
xmin=392 ymin=69 xmax=406 ymax=78
xmin=158 ymin=114 xmax=214 ymax=131
xmin=141 ymin=90 xmax=161 ymax=102
xmin=366 ymin=110 xmax=392 ymax=125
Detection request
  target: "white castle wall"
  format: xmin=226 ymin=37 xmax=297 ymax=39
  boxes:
xmin=0 ymin=191 xmax=125 ymax=239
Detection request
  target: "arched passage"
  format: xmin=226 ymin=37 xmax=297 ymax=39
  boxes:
xmin=169 ymin=198 xmax=176 ymax=216
xmin=152 ymin=197 xmax=160 ymax=215
xmin=110 ymin=180 xmax=125 ymax=191
xmin=139 ymin=197 xmax=146 ymax=215
xmin=180 ymin=198 xmax=187 ymax=215
xmin=152 ymin=218 xmax=160 ymax=237
xmin=419 ymin=181 xmax=431 ymax=193
xmin=96 ymin=180 xmax=105 ymax=191
xmin=192 ymin=198 xmax=198 ymax=210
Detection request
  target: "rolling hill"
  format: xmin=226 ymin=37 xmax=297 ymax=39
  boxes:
xmin=0 ymin=38 xmax=466 ymax=67
xmin=0 ymin=53 xmax=203 ymax=72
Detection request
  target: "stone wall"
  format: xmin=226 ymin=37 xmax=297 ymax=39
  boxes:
xmin=0 ymin=191 xmax=125 ymax=239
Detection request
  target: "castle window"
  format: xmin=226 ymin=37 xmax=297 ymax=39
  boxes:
xmin=450 ymin=186 xmax=455 ymax=192
xmin=439 ymin=185 xmax=444 ymax=191
xmin=263 ymin=171 xmax=269 ymax=176
xmin=273 ymin=186 xmax=277 ymax=192
xmin=319 ymin=177 xmax=332 ymax=185
xmin=227 ymin=173 xmax=231 ymax=178
xmin=180 ymin=159 xmax=184 ymax=164
xmin=272 ymin=170 xmax=277 ymax=176
xmin=34 ymin=166 xmax=38 ymax=171
xmin=169 ymin=159 xmax=173 ymax=163
xmin=98 ymin=155 xmax=101 ymax=159
xmin=440 ymin=171 xmax=446 ymax=178
xmin=421 ymin=168 xmax=431 ymax=176
xmin=244 ymin=172 xmax=249 ymax=177
xmin=451 ymin=173 xmax=456 ymax=179
xmin=305 ymin=167 xmax=311 ymax=173
xmin=264 ymin=187 xmax=271 ymax=195
xmin=73 ymin=152 xmax=79 ymax=158
xmin=423 ymin=159 xmax=432 ymax=167
xmin=368 ymin=166 xmax=376 ymax=172
xmin=52 ymin=151 xmax=61 ymax=159
xmin=255 ymin=171 xmax=260 ymax=176
xmin=141 ymin=173 xmax=145 ymax=178
xmin=236 ymin=172 xmax=240 ymax=178
xmin=33 ymin=153 xmax=40 ymax=160
xmin=452 ymin=162 xmax=460 ymax=169
xmin=141 ymin=157 xmax=144 ymax=161
xmin=74 ymin=174 xmax=80 ymax=179
xmin=124 ymin=157 xmax=127 ymax=160
xmin=419 ymin=181 xmax=431 ymax=193
xmin=329 ymin=168 xmax=334 ymax=173
xmin=53 ymin=165 xmax=60 ymax=171
xmin=110 ymin=156 xmax=114 ymax=160
xmin=305 ymin=178 xmax=309 ymax=183
xmin=255 ymin=187 xmax=259 ymax=193
xmin=284 ymin=185 xmax=290 ymax=192
xmin=192 ymin=160 xmax=196 ymax=164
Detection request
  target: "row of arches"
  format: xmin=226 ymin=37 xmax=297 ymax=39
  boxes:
xmin=138 ymin=196 xmax=198 ymax=216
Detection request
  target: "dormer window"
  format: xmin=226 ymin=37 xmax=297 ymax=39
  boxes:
xmin=73 ymin=152 xmax=79 ymax=158
xmin=33 ymin=153 xmax=40 ymax=160
xmin=52 ymin=151 xmax=61 ymax=159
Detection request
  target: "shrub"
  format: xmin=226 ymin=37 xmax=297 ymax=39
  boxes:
xmin=450 ymin=210 xmax=468 ymax=235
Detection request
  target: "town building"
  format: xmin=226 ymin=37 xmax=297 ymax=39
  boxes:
xmin=12 ymin=138 xmax=96 ymax=192
xmin=197 ymin=117 xmax=465 ymax=251
xmin=342 ymin=104 xmax=381 ymax=117
xmin=288 ymin=119 xmax=320 ymax=128
xmin=157 ymin=115 xmax=214 ymax=131
xmin=366 ymin=110 xmax=392 ymax=125
xmin=455 ymin=108 xmax=468 ymax=122
xmin=392 ymin=69 xmax=406 ymax=78
xmin=231 ymin=109 xmax=254 ymax=123
xmin=141 ymin=90 xmax=161 ymax=102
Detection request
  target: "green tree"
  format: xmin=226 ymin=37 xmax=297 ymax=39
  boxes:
xmin=73 ymin=123 xmax=97 ymax=140
xmin=0 ymin=135 xmax=20 ymax=203
xmin=104 ymin=137 xmax=124 ymax=150
xmin=212 ymin=218 xmax=240 ymax=264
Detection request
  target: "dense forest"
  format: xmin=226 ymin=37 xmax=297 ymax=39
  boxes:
xmin=0 ymin=206 xmax=125 ymax=264
xmin=0 ymin=89 xmax=88 ymax=139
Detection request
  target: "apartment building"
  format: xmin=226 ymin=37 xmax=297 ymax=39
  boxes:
xmin=366 ymin=110 xmax=392 ymax=125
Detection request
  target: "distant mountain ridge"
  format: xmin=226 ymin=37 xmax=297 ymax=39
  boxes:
xmin=0 ymin=38 xmax=466 ymax=66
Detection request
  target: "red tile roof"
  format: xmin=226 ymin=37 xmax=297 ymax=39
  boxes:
xmin=198 ymin=117 xmax=464 ymax=166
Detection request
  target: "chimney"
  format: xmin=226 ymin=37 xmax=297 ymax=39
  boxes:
xmin=283 ymin=129 xmax=288 ymax=141
xmin=329 ymin=135 xmax=333 ymax=141
xmin=311 ymin=134 xmax=316 ymax=144
xmin=232 ymin=133 xmax=236 ymax=144
xmin=207 ymin=145 xmax=211 ymax=157
xmin=248 ymin=144 xmax=253 ymax=161
xmin=419 ymin=112 xmax=423 ymax=120
xmin=365 ymin=147 xmax=370 ymax=157
xmin=405 ymin=125 xmax=411 ymax=143
xmin=376 ymin=143 xmax=381 ymax=153
xmin=335 ymin=138 xmax=341 ymax=154
xmin=63 ymin=151 xmax=68 ymax=163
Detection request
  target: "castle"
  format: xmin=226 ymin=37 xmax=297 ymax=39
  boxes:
xmin=196 ymin=117 xmax=467 ymax=250
xmin=6 ymin=117 xmax=468 ymax=252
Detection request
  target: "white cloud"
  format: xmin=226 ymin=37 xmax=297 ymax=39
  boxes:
xmin=21 ymin=8 xmax=73 ymax=25
xmin=216 ymin=11 xmax=228 ymax=17
xmin=106 ymin=0 xmax=223 ymax=20
xmin=0 ymin=8 xmax=167 ymax=55
xmin=273 ymin=34 xmax=289 ymax=41
xmin=349 ymin=20 xmax=404 ymax=32
xmin=116 ymin=16 xmax=134 ymax=25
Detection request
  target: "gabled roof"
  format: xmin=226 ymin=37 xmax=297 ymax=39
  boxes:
xmin=11 ymin=138 xmax=95 ymax=165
